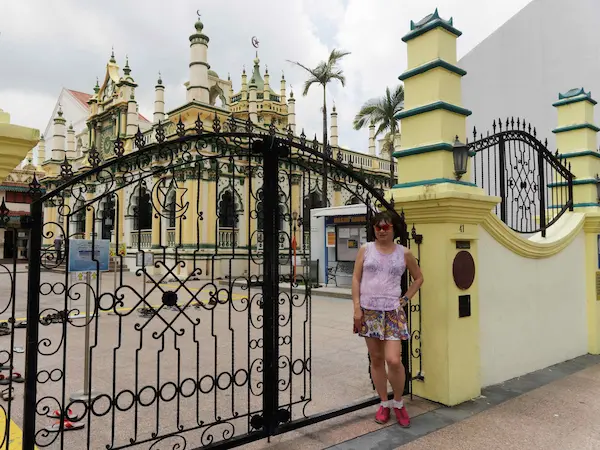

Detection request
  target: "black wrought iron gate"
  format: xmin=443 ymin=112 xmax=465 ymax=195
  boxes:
xmin=18 ymin=119 xmax=422 ymax=449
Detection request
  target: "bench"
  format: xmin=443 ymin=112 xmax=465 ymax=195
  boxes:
xmin=326 ymin=261 xmax=355 ymax=287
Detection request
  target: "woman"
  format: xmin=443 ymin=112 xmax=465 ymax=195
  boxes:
xmin=352 ymin=211 xmax=424 ymax=428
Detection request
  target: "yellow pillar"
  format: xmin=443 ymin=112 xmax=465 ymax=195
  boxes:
xmin=394 ymin=9 xmax=472 ymax=187
xmin=84 ymin=188 xmax=94 ymax=239
xmin=553 ymin=88 xmax=600 ymax=353
xmin=0 ymin=108 xmax=39 ymax=182
xmin=391 ymin=9 xmax=498 ymax=406
xmin=552 ymin=88 xmax=600 ymax=208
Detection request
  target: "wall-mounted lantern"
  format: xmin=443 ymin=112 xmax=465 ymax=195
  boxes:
xmin=453 ymin=136 xmax=469 ymax=180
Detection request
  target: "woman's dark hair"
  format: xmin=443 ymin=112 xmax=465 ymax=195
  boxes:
xmin=370 ymin=210 xmax=403 ymax=239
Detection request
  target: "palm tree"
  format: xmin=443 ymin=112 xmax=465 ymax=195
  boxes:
xmin=288 ymin=49 xmax=351 ymax=208
xmin=353 ymin=84 xmax=405 ymax=186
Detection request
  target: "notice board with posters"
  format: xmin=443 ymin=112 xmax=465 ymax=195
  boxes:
xmin=325 ymin=214 xmax=368 ymax=262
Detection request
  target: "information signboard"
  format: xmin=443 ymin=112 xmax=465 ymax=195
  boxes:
xmin=68 ymin=239 xmax=110 ymax=273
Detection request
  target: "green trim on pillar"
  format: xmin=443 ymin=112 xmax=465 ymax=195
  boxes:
xmin=398 ymin=59 xmax=467 ymax=81
xmin=558 ymin=150 xmax=600 ymax=160
xmin=548 ymin=178 xmax=598 ymax=188
xmin=402 ymin=10 xmax=462 ymax=42
xmin=392 ymin=142 xmax=476 ymax=158
xmin=394 ymin=101 xmax=472 ymax=120
xmin=393 ymin=142 xmax=452 ymax=157
xmin=552 ymin=123 xmax=600 ymax=134
xmin=393 ymin=178 xmax=476 ymax=189
xmin=553 ymin=88 xmax=597 ymax=106
xmin=552 ymin=96 xmax=597 ymax=107
xmin=548 ymin=203 xmax=599 ymax=209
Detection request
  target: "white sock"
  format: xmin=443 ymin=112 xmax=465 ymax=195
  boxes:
xmin=393 ymin=399 xmax=404 ymax=409
xmin=380 ymin=400 xmax=391 ymax=408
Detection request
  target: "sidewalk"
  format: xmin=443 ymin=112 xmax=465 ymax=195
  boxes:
xmin=331 ymin=354 xmax=600 ymax=450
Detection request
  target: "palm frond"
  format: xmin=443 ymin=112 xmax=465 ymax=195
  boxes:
xmin=354 ymin=84 xmax=405 ymax=137
xmin=375 ymin=121 xmax=389 ymax=139
xmin=327 ymin=49 xmax=351 ymax=69
xmin=302 ymin=78 xmax=319 ymax=97
xmin=286 ymin=60 xmax=319 ymax=78
xmin=328 ymin=71 xmax=346 ymax=87
xmin=353 ymin=101 xmax=383 ymax=130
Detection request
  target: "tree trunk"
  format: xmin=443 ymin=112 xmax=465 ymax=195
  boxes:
xmin=389 ymin=130 xmax=395 ymax=187
xmin=321 ymin=85 xmax=328 ymax=208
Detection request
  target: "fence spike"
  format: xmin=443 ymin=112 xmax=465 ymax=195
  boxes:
xmin=544 ymin=138 xmax=548 ymax=148
xmin=528 ymin=123 xmax=532 ymax=134
xmin=472 ymin=126 xmax=477 ymax=140
xmin=492 ymin=119 xmax=497 ymax=133
xmin=533 ymin=127 xmax=537 ymax=137
xmin=506 ymin=118 xmax=510 ymax=129
xmin=498 ymin=118 xmax=503 ymax=131
xmin=516 ymin=117 xmax=520 ymax=129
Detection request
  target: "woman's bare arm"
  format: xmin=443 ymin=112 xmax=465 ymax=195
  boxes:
xmin=351 ymin=245 xmax=366 ymax=312
xmin=403 ymin=249 xmax=424 ymax=300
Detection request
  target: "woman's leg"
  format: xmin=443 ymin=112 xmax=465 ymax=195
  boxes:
xmin=364 ymin=337 xmax=388 ymax=402
xmin=384 ymin=340 xmax=405 ymax=401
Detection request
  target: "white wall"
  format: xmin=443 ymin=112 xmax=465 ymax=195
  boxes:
xmin=478 ymin=226 xmax=587 ymax=387
xmin=460 ymin=0 xmax=600 ymax=149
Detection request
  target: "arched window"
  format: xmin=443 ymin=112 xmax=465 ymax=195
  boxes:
xmin=73 ymin=202 xmax=86 ymax=235
xmin=134 ymin=190 xmax=152 ymax=230
xmin=101 ymin=196 xmax=116 ymax=240
xmin=167 ymin=191 xmax=176 ymax=228
xmin=218 ymin=191 xmax=237 ymax=228
xmin=256 ymin=202 xmax=286 ymax=231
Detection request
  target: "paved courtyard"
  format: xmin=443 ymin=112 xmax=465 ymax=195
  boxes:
xmin=0 ymin=264 xmax=435 ymax=449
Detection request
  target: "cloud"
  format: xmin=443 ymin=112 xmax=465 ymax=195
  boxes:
xmin=0 ymin=0 xmax=533 ymax=157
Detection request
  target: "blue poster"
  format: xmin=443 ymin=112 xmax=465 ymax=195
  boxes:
xmin=68 ymin=239 xmax=110 ymax=273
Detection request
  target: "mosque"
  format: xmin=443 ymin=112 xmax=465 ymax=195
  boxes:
xmin=4 ymin=16 xmax=396 ymax=274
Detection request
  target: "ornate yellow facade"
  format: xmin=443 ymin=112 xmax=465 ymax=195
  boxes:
xmin=39 ymin=16 xmax=395 ymax=276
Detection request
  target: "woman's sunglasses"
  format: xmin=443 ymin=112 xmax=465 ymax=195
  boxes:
xmin=375 ymin=223 xmax=391 ymax=232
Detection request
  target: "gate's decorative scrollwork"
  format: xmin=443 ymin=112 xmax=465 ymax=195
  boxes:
xmin=22 ymin=114 xmax=420 ymax=450
xmin=468 ymin=118 xmax=574 ymax=237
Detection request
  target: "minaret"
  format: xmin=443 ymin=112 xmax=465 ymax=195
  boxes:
xmin=25 ymin=148 xmax=34 ymax=167
xmin=88 ymin=78 xmax=100 ymax=118
xmin=66 ymin=123 xmax=76 ymax=159
xmin=38 ymin=135 xmax=46 ymax=162
xmin=280 ymin=72 xmax=286 ymax=104
xmin=263 ymin=66 xmax=270 ymax=99
xmin=288 ymin=89 xmax=296 ymax=133
xmin=127 ymin=93 xmax=139 ymax=136
xmin=248 ymin=77 xmax=258 ymax=123
xmin=187 ymin=14 xmax=210 ymax=103
xmin=241 ymin=67 xmax=248 ymax=100
xmin=154 ymin=73 xmax=165 ymax=123
xmin=227 ymin=73 xmax=234 ymax=104
xmin=52 ymin=105 xmax=66 ymax=160
xmin=368 ymin=122 xmax=376 ymax=155
xmin=330 ymin=104 xmax=338 ymax=147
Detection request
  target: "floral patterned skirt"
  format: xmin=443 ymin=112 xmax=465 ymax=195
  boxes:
xmin=359 ymin=307 xmax=410 ymax=341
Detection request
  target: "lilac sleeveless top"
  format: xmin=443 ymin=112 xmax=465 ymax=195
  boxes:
xmin=359 ymin=242 xmax=406 ymax=311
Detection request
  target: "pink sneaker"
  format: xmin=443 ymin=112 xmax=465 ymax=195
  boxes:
xmin=394 ymin=405 xmax=410 ymax=427
xmin=375 ymin=405 xmax=390 ymax=424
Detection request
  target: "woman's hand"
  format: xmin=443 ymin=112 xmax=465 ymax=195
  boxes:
xmin=353 ymin=308 xmax=363 ymax=334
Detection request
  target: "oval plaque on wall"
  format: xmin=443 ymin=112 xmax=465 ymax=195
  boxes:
xmin=452 ymin=250 xmax=475 ymax=290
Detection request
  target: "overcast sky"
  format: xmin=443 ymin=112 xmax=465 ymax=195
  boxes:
xmin=0 ymin=0 xmax=532 ymax=153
